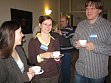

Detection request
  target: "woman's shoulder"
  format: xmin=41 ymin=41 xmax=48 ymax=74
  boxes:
xmin=29 ymin=37 xmax=37 ymax=41
xmin=0 ymin=58 xmax=8 ymax=83
xmin=29 ymin=37 xmax=39 ymax=45
xmin=28 ymin=37 xmax=40 ymax=48
xmin=0 ymin=58 xmax=8 ymax=74
xmin=0 ymin=58 xmax=5 ymax=65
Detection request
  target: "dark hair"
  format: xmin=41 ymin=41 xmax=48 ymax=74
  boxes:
xmin=39 ymin=15 xmax=53 ymax=24
xmin=85 ymin=0 xmax=103 ymax=10
xmin=0 ymin=21 xmax=20 ymax=58
xmin=65 ymin=16 xmax=69 ymax=21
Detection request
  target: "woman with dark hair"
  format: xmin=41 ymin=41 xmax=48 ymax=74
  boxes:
xmin=28 ymin=16 xmax=60 ymax=83
xmin=0 ymin=21 xmax=34 ymax=83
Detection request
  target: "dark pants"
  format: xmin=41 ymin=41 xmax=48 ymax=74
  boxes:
xmin=74 ymin=71 xmax=106 ymax=83
xmin=61 ymin=52 xmax=72 ymax=83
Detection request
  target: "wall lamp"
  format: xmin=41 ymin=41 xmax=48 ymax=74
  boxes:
xmin=45 ymin=9 xmax=52 ymax=15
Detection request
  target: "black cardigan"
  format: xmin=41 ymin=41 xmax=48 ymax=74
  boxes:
xmin=0 ymin=46 xmax=30 ymax=83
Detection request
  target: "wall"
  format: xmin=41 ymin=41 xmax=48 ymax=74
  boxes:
xmin=0 ymin=0 xmax=60 ymax=56
xmin=60 ymin=0 xmax=69 ymax=15
xmin=60 ymin=0 xmax=111 ymax=26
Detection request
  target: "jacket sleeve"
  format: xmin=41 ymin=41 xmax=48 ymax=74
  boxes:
xmin=16 ymin=46 xmax=30 ymax=82
xmin=21 ymin=72 xmax=30 ymax=82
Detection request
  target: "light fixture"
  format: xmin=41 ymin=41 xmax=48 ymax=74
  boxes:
xmin=45 ymin=9 xmax=52 ymax=15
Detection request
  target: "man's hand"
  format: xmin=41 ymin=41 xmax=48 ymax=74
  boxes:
xmin=75 ymin=41 xmax=81 ymax=48
xmin=85 ymin=42 xmax=95 ymax=51
xmin=56 ymin=30 xmax=62 ymax=35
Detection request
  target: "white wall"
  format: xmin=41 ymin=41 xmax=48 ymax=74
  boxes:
xmin=60 ymin=0 xmax=69 ymax=14
xmin=0 ymin=0 xmax=60 ymax=56
xmin=60 ymin=0 xmax=111 ymax=26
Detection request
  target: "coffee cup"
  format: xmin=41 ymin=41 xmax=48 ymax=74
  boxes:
xmin=31 ymin=66 xmax=43 ymax=75
xmin=79 ymin=40 xmax=87 ymax=47
xmin=52 ymin=51 xmax=60 ymax=58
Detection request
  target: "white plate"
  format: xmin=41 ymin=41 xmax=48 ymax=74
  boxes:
xmin=59 ymin=54 xmax=64 ymax=58
xmin=52 ymin=51 xmax=60 ymax=57
xmin=35 ymin=69 xmax=44 ymax=75
xmin=53 ymin=54 xmax=64 ymax=58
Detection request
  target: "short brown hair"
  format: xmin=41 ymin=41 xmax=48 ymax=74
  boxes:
xmin=85 ymin=0 xmax=103 ymax=10
xmin=39 ymin=15 xmax=53 ymax=24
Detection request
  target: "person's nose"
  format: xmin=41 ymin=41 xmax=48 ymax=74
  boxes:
xmin=22 ymin=33 xmax=24 ymax=37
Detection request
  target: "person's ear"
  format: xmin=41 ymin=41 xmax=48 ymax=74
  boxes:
xmin=39 ymin=23 xmax=41 ymax=28
xmin=99 ymin=9 xmax=102 ymax=14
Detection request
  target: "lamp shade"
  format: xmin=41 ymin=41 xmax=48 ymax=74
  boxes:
xmin=45 ymin=9 xmax=52 ymax=15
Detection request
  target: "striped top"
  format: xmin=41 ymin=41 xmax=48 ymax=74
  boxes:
xmin=72 ymin=16 xmax=111 ymax=79
xmin=60 ymin=25 xmax=74 ymax=53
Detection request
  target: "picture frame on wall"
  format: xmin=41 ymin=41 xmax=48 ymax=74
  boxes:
xmin=11 ymin=8 xmax=32 ymax=34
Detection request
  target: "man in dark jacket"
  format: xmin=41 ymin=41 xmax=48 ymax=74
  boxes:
xmin=57 ymin=15 xmax=75 ymax=83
